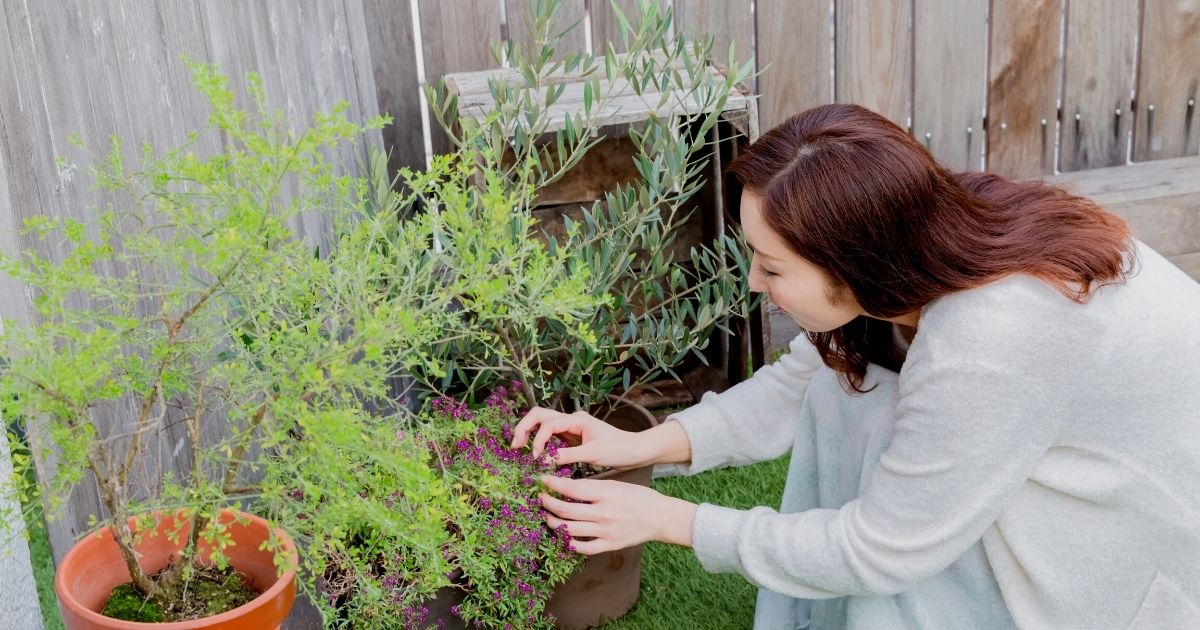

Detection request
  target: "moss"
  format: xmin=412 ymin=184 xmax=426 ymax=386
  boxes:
xmin=190 ymin=568 xmax=259 ymax=617
xmin=100 ymin=564 xmax=258 ymax=622
xmin=101 ymin=584 xmax=167 ymax=623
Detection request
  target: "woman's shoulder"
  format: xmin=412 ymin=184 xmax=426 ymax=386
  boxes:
xmin=914 ymin=239 xmax=1198 ymax=360
xmin=918 ymin=273 xmax=1064 ymax=343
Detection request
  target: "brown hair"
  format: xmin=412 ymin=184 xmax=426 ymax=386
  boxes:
xmin=728 ymin=104 xmax=1133 ymax=391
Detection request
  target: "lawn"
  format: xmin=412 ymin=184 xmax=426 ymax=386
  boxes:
xmin=26 ymin=456 xmax=790 ymax=630
xmin=600 ymin=454 xmax=790 ymax=630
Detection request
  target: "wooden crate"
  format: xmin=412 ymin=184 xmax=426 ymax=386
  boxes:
xmin=444 ymin=58 xmax=765 ymax=410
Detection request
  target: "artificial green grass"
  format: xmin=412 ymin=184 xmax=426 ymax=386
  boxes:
xmin=600 ymin=454 xmax=792 ymax=630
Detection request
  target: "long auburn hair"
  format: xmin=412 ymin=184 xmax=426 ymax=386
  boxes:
xmin=728 ymin=104 xmax=1134 ymax=392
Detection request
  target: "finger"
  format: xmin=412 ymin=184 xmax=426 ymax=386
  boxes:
xmin=544 ymin=514 xmax=603 ymax=539
xmin=568 ymin=538 xmax=610 ymax=556
xmin=541 ymin=475 xmax=606 ymax=502
xmin=511 ymin=406 xmax=560 ymax=448
xmin=531 ymin=417 xmax=579 ymax=458
xmin=548 ymin=444 xmax=593 ymax=467
xmin=539 ymin=492 xmax=596 ymax=522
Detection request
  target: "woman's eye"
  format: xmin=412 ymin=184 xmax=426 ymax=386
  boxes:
xmin=759 ymin=266 xmax=778 ymax=278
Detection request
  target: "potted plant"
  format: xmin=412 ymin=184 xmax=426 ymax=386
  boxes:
xmin=393 ymin=1 xmax=757 ymax=625
xmin=417 ymin=0 xmax=757 ymax=415
xmin=0 ymin=60 xmax=461 ymax=628
xmin=278 ymin=384 xmax=588 ymax=630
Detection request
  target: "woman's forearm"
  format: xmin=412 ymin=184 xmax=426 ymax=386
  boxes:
xmin=635 ymin=419 xmax=693 ymax=467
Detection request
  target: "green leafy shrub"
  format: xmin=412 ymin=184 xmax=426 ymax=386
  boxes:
xmin=0 ymin=59 xmax=462 ymax=619
xmin=402 ymin=0 xmax=759 ymax=413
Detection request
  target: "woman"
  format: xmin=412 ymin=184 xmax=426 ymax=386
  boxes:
xmin=510 ymin=104 xmax=1200 ymax=629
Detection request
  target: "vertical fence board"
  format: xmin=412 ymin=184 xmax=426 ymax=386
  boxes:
xmin=1 ymin=0 xmax=385 ymax=568
xmin=756 ymin=0 xmax=833 ymax=130
xmin=1059 ymin=0 xmax=1139 ymax=171
xmin=88 ymin=0 xmax=222 ymax=567
xmin=913 ymin=0 xmax=988 ymax=171
xmin=673 ymin=0 xmax=755 ymax=86
xmin=506 ymin=0 xmax=587 ymax=58
xmin=1133 ymin=0 xmax=1200 ymax=161
xmin=987 ymin=0 xmax=1062 ymax=178
xmin=418 ymin=0 xmax=502 ymax=155
xmin=0 ymin=0 xmax=180 ymax=564
xmin=346 ymin=0 xmax=425 ymax=179
xmin=202 ymin=0 xmax=382 ymax=230
xmin=835 ymin=0 xmax=912 ymax=127
xmin=588 ymin=0 xmax=669 ymax=54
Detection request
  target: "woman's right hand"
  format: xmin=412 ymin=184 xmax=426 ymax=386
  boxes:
xmin=510 ymin=406 xmax=645 ymax=470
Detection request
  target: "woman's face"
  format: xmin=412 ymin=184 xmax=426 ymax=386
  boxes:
xmin=741 ymin=190 xmax=864 ymax=333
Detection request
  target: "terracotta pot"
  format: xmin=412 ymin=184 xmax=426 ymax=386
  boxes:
xmin=55 ymin=510 xmax=298 ymax=630
xmin=545 ymin=397 xmax=660 ymax=629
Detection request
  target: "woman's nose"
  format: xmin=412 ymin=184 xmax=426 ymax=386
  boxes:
xmin=747 ymin=271 xmax=765 ymax=294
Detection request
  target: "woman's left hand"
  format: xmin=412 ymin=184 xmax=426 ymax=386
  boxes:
xmin=538 ymin=474 xmax=698 ymax=555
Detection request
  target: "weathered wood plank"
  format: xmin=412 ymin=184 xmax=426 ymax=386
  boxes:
xmin=418 ymin=0 xmax=502 ymax=156
xmin=987 ymin=0 xmax=1062 ymax=178
xmin=1059 ymin=0 xmax=1139 ymax=171
xmin=506 ymin=0 xmax=587 ymax=59
xmin=88 ymin=0 xmax=221 ymax=562
xmin=1133 ymin=0 xmax=1200 ymax=161
xmin=673 ymin=0 xmax=755 ymax=87
xmin=0 ymin=0 xmax=212 ymax=565
xmin=351 ymin=0 xmax=426 ymax=178
xmin=202 ymin=0 xmax=383 ymax=228
xmin=755 ymin=0 xmax=833 ymax=130
xmin=1046 ymin=156 xmax=1200 ymax=257
xmin=835 ymin=0 xmax=912 ymax=127
xmin=447 ymin=59 xmax=750 ymax=133
xmin=588 ymin=0 xmax=669 ymax=54
xmin=1044 ymin=155 xmax=1200 ymax=203
xmin=913 ymin=0 xmax=988 ymax=171
xmin=1 ymin=0 xmax=385 ymax=568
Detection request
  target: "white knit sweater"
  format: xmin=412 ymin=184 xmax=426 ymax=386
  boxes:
xmin=668 ymin=242 xmax=1200 ymax=628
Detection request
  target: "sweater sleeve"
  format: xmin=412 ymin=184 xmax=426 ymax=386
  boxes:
xmin=689 ymin=304 xmax=1060 ymax=597
xmin=652 ymin=333 xmax=824 ymax=477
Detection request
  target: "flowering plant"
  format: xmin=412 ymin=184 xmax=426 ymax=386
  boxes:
xmin=280 ymin=384 xmax=584 ymax=629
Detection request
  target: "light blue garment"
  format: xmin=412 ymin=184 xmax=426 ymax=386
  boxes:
xmin=752 ymin=364 xmax=1014 ymax=630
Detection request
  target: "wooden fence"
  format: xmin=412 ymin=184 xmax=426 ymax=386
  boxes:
xmin=1 ymin=0 xmax=1197 ymax=575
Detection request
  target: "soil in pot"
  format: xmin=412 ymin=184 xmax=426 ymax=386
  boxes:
xmin=101 ymin=561 xmax=259 ymax=623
